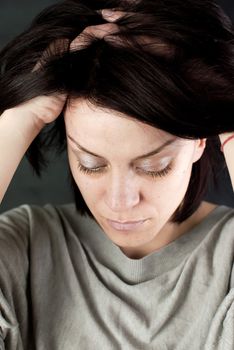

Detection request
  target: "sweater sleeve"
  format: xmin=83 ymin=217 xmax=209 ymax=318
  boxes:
xmin=0 ymin=205 xmax=30 ymax=350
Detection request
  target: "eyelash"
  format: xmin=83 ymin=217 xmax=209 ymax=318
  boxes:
xmin=77 ymin=162 xmax=173 ymax=179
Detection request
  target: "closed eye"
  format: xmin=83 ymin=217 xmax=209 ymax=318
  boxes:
xmin=76 ymin=162 xmax=173 ymax=179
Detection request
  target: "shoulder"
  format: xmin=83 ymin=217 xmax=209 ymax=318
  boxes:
xmin=196 ymin=204 xmax=234 ymax=250
xmin=214 ymin=205 xmax=234 ymax=290
xmin=0 ymin=201 xmax=80 ymax=231
xmin=215 ymin=205 xmax=234 ymax=245
xmin=0 ymin=205 xmax=31 ymax=276
xmin=0 ymin=202 xmax=77 ymax=242
xmin=0 ymin=202 xmax=80 ymax=272
xmin=0 ymin=203 xmax=81 ymax=337
xmin=206 ymin=204 xmax=234 ymax=237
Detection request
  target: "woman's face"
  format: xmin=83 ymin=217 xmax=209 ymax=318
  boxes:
xmin=65 ymin=98 xmax=206 ymax=258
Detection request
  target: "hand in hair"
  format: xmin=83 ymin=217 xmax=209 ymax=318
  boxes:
xmin=15 ymin=14 xmax=121 ymax=130
xmin=11 ymin=39 xmax=71 ymax=129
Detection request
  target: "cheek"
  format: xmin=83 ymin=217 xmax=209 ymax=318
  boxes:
xmin=73 ymin=176 xmax=103 ymax=213
xmin=147 ymin=166 xmax=193 ymax=224
xmin=67 ymin=151 xmax=93 ymax=199
xmin=170 ymin=163 xmax=192 ymax=190
xmin=149 ymin=163 xmax=192 ymax=202
xmin=72 ymin=172 xmax=99 ymax=201
xmin=168 ymin=164 xmax=193 ymax=201
xmin=70 ymin=163 xmax=104 ymax=206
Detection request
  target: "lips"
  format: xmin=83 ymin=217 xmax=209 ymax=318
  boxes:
xmin=106 ymin=219 xmax=146 ymax=231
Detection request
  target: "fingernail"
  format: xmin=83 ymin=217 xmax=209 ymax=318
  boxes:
xmin=102 ymin=9 xmax=115 ymax=17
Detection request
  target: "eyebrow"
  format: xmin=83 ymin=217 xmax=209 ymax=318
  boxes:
xmin=67 ymin=134 xmax=177 ymax=161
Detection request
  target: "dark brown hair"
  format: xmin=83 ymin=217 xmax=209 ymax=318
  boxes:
xmin=0 ymin=0 xmax=234 ymax=222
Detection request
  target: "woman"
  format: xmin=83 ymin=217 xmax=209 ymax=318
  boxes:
xmin=0 ymin=0 xmax=234 ymax=349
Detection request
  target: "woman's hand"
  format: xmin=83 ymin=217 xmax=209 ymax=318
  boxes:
xmin=9 ymin=94 xmax=68 ymax=131
xmin=11 ymin=14 xmax=122 ymax=130
xmin=4 ymin=8 xmax=124 ymax=131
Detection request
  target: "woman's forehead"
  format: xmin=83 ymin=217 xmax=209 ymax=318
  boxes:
xmin=67 ymin=98 xmax=173 ymax=136
xmin=65 ymin=98 xmax=189 ymax=155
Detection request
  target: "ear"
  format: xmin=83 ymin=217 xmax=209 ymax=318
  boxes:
xmin=192 ymin=138 xmax=207 ymax=163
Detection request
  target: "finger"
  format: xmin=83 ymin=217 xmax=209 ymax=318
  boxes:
xmin=70 ymin=23 xmax=119 ymax=51
xmin=101 ymin=9 xmax=126 ymax=22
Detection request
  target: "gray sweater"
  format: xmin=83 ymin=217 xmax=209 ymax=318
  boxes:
xmin=0 ymin=203 xmax=233 ymax=350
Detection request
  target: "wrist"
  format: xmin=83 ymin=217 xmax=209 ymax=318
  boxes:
xmin=219 ymin=132 xmax=234 ymax=153
xmin=2 ymin=108 xmax=45 ymax=133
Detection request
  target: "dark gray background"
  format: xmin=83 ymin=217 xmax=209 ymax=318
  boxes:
xmin=0 ymin=0 xmax=234 ymax=213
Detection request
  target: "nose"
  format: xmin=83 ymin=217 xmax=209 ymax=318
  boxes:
xmin=104 ymin=172 xmax=141 ymax=212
